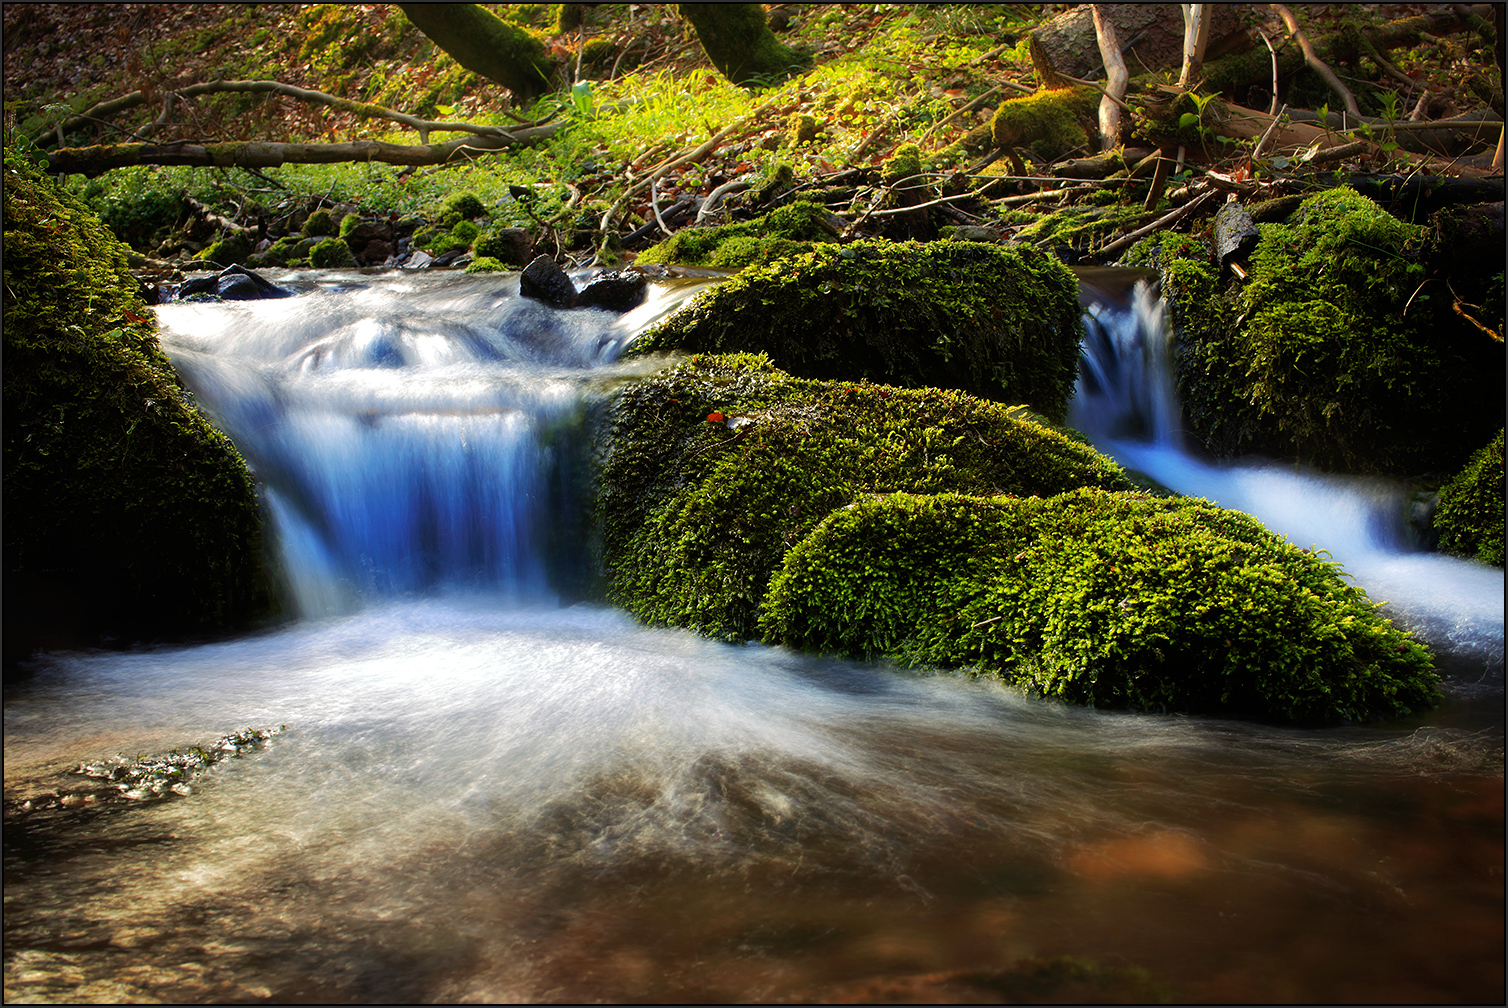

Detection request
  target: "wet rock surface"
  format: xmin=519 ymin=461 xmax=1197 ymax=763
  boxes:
xmin=519 ymin=254 xmax=578 ymax=308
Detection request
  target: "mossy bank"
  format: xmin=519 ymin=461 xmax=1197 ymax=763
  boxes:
xmin=629 ymin=239 xmax=1084 ymax=421
xmin=597 ymin=354 xmax=1438 ymax=723
xmin=3 ymin=147 xmax=276 ymax=661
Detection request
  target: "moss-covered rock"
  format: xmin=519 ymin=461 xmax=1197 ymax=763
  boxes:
xmin=442 ymin=191 xmax=487 ymax=220
xmin=464 ymin=255 xmax=508 ymax=273
xmin=598 ymin=353 xmax=1134 ymax=641
xmin=302 ymin=208 xmax=338 ymax=237
xmin=760 ymin=488 xmax=1437 ymax=724
xmin=197 ymin=232 xmax=253 ymax=266
xmin=308 ymin=236 xmax=356 ymax=268
xmin=636 ymin=199 xmax=838 ymax=270
xmin=1435 ymin=428 xmax=1505 ymax=566
xmin=2 ymin=146 xmax=275 ymax=660
xmin=990 ymin=85 xmax=1097 ymax=161
xmin=630 ymin=240 xmax=1084 ymax=420
xmin=1133 ymin=189 xmax=1504 ymax=475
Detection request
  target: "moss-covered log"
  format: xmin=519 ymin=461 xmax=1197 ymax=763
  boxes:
xmin=1124 ymin=188 xmax=1504 ymax=475
xmin=397 ymin=3 xmax=559 ymax=102
xmin=677 ymin=3 xmax=808 ymax=87
xmin=760 ymin=489 xmax=1439 ymax=724
xmin=598 ymin=354 xmax=1134 ymax=641
xmin=3 ymin=147 xmax=276 ymax=661
xmin=630 ymin=240 xmax=1085 ymax=421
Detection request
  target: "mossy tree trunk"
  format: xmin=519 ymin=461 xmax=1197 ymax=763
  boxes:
xmin=677 ymin=3 xmax=806 ymax=87
xmin=397 ymin=3 xmax=560 ymax=103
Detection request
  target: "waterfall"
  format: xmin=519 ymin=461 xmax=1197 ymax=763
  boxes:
xmin=1069 ymin=273 xmax=1504 ymax=679
xmin=158 ymin=273 xmax=700 ymax=616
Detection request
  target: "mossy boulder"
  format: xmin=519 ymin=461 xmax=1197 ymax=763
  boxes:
xmin=197 ymin=232 xmax=253 ymax=266
xmin=308 ymin=236 xmax=357 ymax=268
xmin=598 ymin=353 xmax=1134 ymax=641
xmin=2 ymin=146 xmax=275 ymax=660
xmin=441 ymin=191 xmax=488 ymax=221
xmin=990 ymin=85 xmax=1097 ymax=161
xmin=760 ymin=489 xmax=1438 ymax=724
xmin=630 ymin=240 xmax=1084 ymax=420
xmin=636 ymin=199 xmax=839 ymax=270
xmin=302 ymin=208 xmax=338 ymax=236
xmin=464 ymin=255 xmax=509 ymax=274
xmin=1131 ymin=188 xmax=1504 ymax=475
xmin=1435 ymin=428 xmax=1505 ymax=566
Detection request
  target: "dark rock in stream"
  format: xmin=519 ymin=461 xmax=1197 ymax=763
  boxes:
xmin=576 ymin=270 xmax=648 ymax=312
xmin=520 ymin=255 xmax=577 ymax=308
xmin=175 ymin=265 xmax=290 ymax=302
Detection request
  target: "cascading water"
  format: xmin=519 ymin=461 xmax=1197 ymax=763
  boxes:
xmin=1071 ymin=270 xmax=1505 ymax=682
xmin=4 ymin=270 xmax=1501 ymax=1004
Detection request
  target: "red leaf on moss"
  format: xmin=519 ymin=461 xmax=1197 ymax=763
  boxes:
xmin=706 ymin=412 xmax=725 ymax=423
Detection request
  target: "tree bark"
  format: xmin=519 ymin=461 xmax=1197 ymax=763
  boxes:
xmin=1092 ymin=6 xmax=1128 ymax=151
xmin=678 ymin=4 xmax=807 ymax=86
xmin=48 ymin=128 xmax=561 ymax=177
xmin=397 ymin=3 xmax=559 ymax=103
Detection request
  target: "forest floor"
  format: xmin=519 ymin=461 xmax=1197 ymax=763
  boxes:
xmin=2 ymin=3 xmax=1503 ymax=269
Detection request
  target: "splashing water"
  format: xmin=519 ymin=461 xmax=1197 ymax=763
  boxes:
xmin=4 ymin=270 xmax=1500 ymax=1004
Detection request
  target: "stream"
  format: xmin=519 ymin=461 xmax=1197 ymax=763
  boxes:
xmin=4 ymin=270 xmax=1502 ymax=1004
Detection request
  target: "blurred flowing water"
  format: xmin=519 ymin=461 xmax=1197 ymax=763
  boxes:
xmin=4 ymin=270 xmax=1501 ymax=1004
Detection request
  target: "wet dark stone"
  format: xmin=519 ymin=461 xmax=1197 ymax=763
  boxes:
xmin=214 ymin=264 xmax=290 ymax=301
xmin=519 ymin=255 xmax=577 ymax=308
xmin=576 ymin=270 xmax=648 ymax=312
xmin=359 ymin=239 xmax=394 ymax=265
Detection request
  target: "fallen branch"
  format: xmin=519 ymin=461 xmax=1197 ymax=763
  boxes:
xmin=183 ymin=194 xmax=256 ymax=236
xmin=48 ymin=127 xmax=561 ymax=176
xmin=33 ymin=79 xmax=536 ymax=149
xmin=1100 ymin=186 xmax=1221 ymax=259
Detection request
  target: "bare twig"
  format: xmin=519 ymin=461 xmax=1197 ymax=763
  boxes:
xmin=1256 ymin=28 xmax=1281 ymax=114
xmin=694 ymin=177 xmax=752 ymax=225
xmin=916 ymin=87 xmax=1000 ymax=148
xmin=1272 ymin=3 xmax=1360 ymax=115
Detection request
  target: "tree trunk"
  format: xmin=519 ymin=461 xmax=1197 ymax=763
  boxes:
xmin=397 ymin=3 xmax=559 ymax=103
xmin=677 ymin=4 xmax=806 ymax=86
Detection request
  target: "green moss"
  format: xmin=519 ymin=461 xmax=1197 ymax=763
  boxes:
xmin=2 ymin=146 xmax=275 ymax=658
xmin=882 ymin=142 xmax=922 ymax=183
xmin=786 ymin=112 xmax=817 ymax=147
xmin=761 ymin=489 xmax=1438 ymax=724
xmin=1012 ymin=203 xmax=1150 ymax=254
xmin=303 ymin=208 xmax=338 ymax=236
xmin=308 ymin=236 xmax=356 ymax=267
xmin=598 ymin=354 xmax=1133 ymax=641
xmin=1435 ymin=429 xmax=1505 ymax=566
xmin=464 ymin=255 xmax=508 ymax=273
xmin=338 ymin=212 xmax=364 ymax=236
xmin=1153 ymin=189 xmax=1503 ymax=474
xmin=197 ymin=232 xmax=253 ymax=266
xmin=637 ymin=199 xmax=837 ymax=269
xmin=990 ymin=86 xmax=1096 ymax=161
xmin=631 ymin=240 xmax=1084 ymax=420
xmin=442 ymin=191 xmax=488 ymax=220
